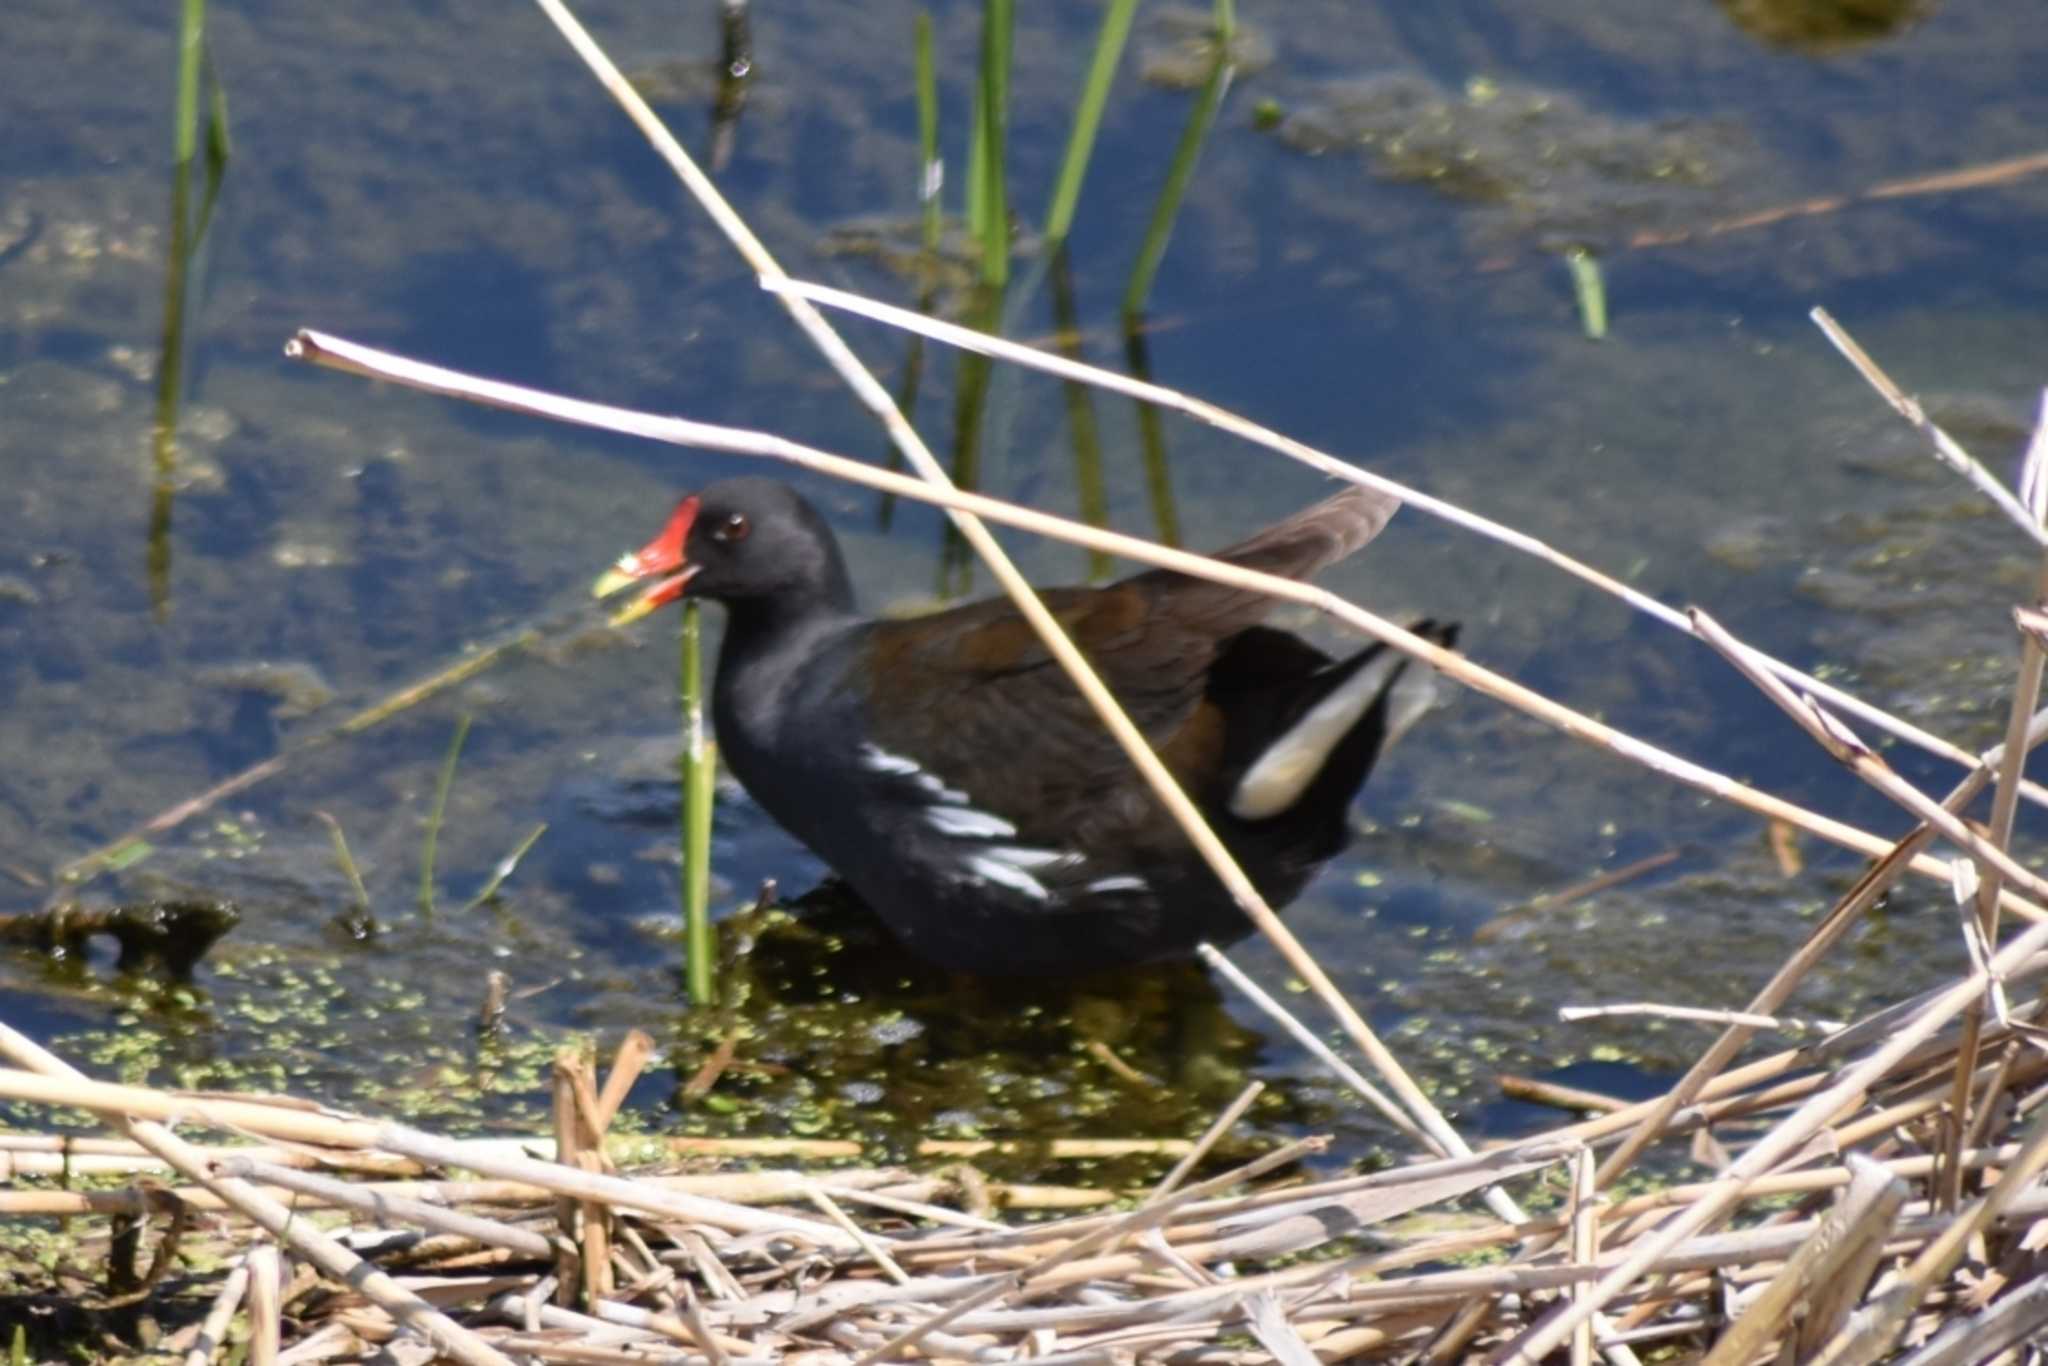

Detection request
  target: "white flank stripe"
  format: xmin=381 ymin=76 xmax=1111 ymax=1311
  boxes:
xmin=913 ymin=771 xmax=970 ymax=804
xmin=983 ymin=844 xmax=1072 ymax=870
xmin=1231 ymin=653 xmax=1406 ymax=821
xmin=1085 ymin=875 xmax=1148 ymax=894
xmin=926 ymin=806 xmax=1018 ymax=838
xmin=967 ymin=854 xmax=1052 ymax=900
xmin=859 ymin=743 xmax=920 ymax=776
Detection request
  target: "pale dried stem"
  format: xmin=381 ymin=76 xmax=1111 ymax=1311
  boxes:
xmin=1559 ymin=1003 xmax=1844 ymax=1036
xmin=1809 ymin=308 xmax=2048 ymax=547
xmin=1197 ymin=943 xmax=1436 ymax=1150
xmin=282 ymin=329 xmax=2045 ymax=930
xmin=1149 ymin=1080 xmax=1264 ymax=1199
xmin=181 ymin=1255 xmax=252 ymax=1366
xmin=246 ymin=1243 xmax=281 ymax=1366
xmin=771 ymin=276 xmax=2048 ymax=812
xmin=1692 ymin=609 xmax=2048 ymax=907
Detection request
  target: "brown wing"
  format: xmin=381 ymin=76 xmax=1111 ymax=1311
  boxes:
xmin=854 ymin=485 xmax=1400 ymax=850
xmin=1114 ymin=483 xmax=1400 ymax=642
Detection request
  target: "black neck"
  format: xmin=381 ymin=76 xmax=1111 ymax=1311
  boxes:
xmin=717 ymin=576 xmax=856 ymax=660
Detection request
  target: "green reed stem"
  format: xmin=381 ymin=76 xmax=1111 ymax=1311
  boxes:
xmin=681 ymin=600 xmax=716 ymax=1005
xmin=174 ymin=0 xmax=205 ymax=166
xmin=418 ymin=713 xmax=471 ymax=918
xmin=915 ymin=12 xmax=941 ymax=252
xmin=1044 ymin=0 xmax=1139 ymax=245
xmin=974 ymin=0 xmax=1012 ymax=284
xmin=1122 ymin=50 xmax=1233 ymax=319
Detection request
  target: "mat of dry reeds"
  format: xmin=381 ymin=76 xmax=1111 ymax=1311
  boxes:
xmin=10 ymin=894 xmax=2048 ymax=1366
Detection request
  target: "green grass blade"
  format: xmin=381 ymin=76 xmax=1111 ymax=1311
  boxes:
xmin=1566 ymin=246 xmax=1609 ymax=340
xmin=681 ymin=600 xmax=716 ymax=1005
xmin=417 ymin=713 xmax=471 ymax=918
xmin=316 ymin=811 xmax=371 ymax=915
xmin=1043 ymin=0 xmax=1139 ymax=245
xmin=463 ymin=822 xmax=548 ymax=913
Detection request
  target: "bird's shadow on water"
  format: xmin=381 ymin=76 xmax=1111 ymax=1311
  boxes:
xmin=649 ymin=882 xmax=1368 ymax=1180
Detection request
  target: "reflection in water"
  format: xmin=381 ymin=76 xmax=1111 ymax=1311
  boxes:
xmin=937 ymin=287 xmax=1004 ymax=599
xmin=148 ymin=1 xmax=233 ymax=618
xmin=1718 ymin=0 xmax=1928 ymax=52
xmin=707 ymin=0 xmax=753 ymax=172
xmin=669 ymin=883 xmax=1320 ymax=1181
xmin=0 ymin=898 xmax=238 ymax=978
xmin=1122 ymin=322 xmax=1182 ymax=548
xmin=1049 ymin=248 xmax=1114 ymax=583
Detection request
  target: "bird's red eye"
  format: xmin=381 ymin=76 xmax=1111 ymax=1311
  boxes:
xmin=714 ymin=512 xmax=750 ymax=544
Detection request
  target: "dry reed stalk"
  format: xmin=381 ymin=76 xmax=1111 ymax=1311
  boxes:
xmin=1499 ymin=1074 xmax=1632 ymax=1114
xmin=1558 ymin=1002 xmax=1845 ymax=1036
xmin=245 ymin=1244 xmax=281 ymax=1365
xmin=0 ymin=1165 xmax=1061 ymax=1218
xmin=1568 ymin=1148 xmax=1602 ymax=1366
xmin=764 ymin=276 xmax=2048 ymax=814
xmin=1196 ymin=942 xmax=1437 ymax=1149
xmin=283 ymin=328 xmax=2046 ymax=937
xmin=179 ymin=1254 xmax=251 ymax=1366
xmin=1151 ymin=1080 xmax=1264 ymax=1198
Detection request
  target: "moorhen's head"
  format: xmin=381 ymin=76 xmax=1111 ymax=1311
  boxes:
xmin=594 ymin=476 xmax=854 ymax=623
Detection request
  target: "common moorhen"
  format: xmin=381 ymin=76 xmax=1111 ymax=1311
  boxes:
xmin=595 ymin=477 xmax=1454 ymax=975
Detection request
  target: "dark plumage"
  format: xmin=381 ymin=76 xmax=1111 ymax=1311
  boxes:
xmin=596 ymin=477 xmax=1453 ymax=974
